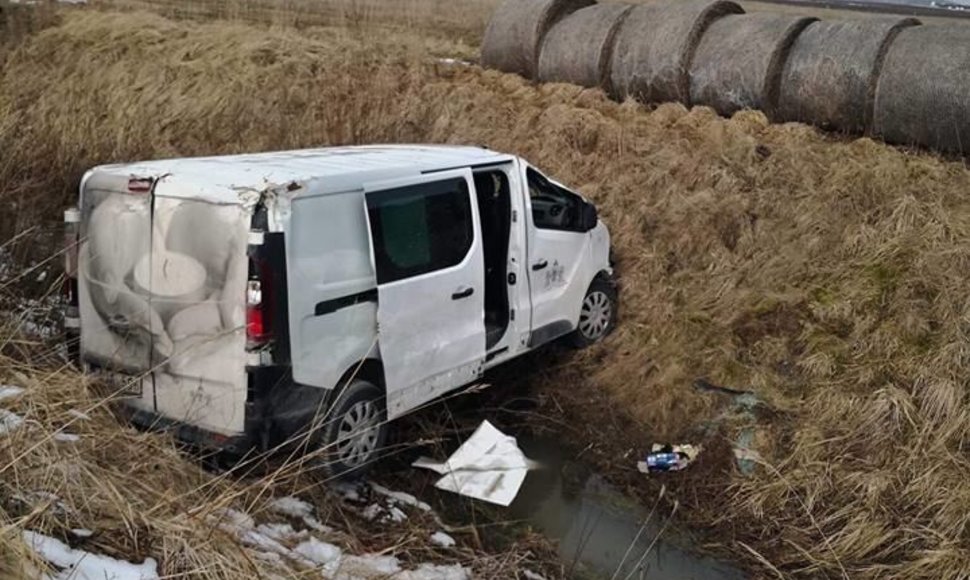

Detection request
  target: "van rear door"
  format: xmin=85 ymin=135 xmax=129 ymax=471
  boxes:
xmin=78 ymin=171 xmax=251 ymax=436
xmin=78 ymin=173 xmax=156 ymax=410
xmin=362 ymin=169 xmax=486 ymax=418
xmin=146 ymin=191 xmax=250 ymax=436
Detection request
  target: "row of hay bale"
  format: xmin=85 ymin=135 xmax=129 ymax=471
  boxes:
xmin=481 ymin=0 xmax=970 ymax=155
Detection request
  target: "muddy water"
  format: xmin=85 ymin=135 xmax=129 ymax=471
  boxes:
xmin=508 ymin=437 xmax=745 ymax=580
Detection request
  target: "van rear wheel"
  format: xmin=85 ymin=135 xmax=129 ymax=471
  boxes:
xmin=569 ymin=277 xmax=617 ymax=348
xmin=320 ymin=379 xmax=387 ymax=479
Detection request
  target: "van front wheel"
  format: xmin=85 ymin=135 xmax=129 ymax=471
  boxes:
xmin=320 ymin=379 xmax=387 ymax=479
xmin=569 ymin=277 xmax=617 ymax=348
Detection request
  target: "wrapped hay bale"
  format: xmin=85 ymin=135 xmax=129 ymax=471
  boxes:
xmin=481 ymin=0 xmax=594 ymax=79
xmin=537 ymin=3 xmax=634 ymax=89
xmin=609 ymin=0 xmax=743 ymax=103
xmin=777 ymin=17 xmax=919 ymax=133
xmin=873 ymin=25 xmax=970 ymax=154
xmin=689 ymin=13 xmax=816 ymax=117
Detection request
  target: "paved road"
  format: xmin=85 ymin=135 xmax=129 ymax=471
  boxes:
xmin=757 ymin=0 xmax=970 ymax=17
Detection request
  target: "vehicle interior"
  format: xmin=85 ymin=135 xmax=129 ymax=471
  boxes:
xmin=526 ymin=167 xmax=582 ymax=231
xmin=473 ymin=169 xmax=512 ymax=350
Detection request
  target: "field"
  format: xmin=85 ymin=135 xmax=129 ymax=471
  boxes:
xmin=3 ymin=0 xmax=970 ymax=578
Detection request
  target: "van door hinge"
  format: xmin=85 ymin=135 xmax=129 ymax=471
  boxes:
xmin=510 ymin=309 xmax=515 ymax=321
xmin=507 ymin=272 xmax=516 ymax=285
xmin=512 ymin=210 xmax=518 ymax=223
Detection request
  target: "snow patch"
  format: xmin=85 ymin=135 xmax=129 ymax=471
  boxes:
xmin=23 ymin=530 xmax=158 ymax=580
xmin=269 ymin=496 xmax=314 ymax=519
xmin=435 ymin=57 xmax=472 ymax=67
xmin=337 ymin=554 xmax=402 ymax=578
xmin=370 ymin=482 xmax=432 ymax=512
xmin=54 ymin=432 xmax=80 ymax=442
xmin=361 ymin=502 xmax=406 ymax=523
xmin=15 ymin=296 xmax=63 ymax=340
xmin=211 ymin=505 xmax=471 ymax=579
xmin=268 ymin=495 xmax=331 ymax=533
xmin=387 ymin=506 xmax=407 ymax=523
xmin=294 ymin=537 xmax=342 ymax=576
xmin=255 ymin=522 xmax=307 ymax=543
xmin=0 ymin=408 xmax=24 ymax=434
xmin=333 ymin=481 xmax=362 ymax=502
xmin=212 ymin=507 xmax=255 ymax=530
xmin=398 ymin=563 xmax=470 ymax=580
xmin=0 ymin=385 xmax=25 ymax=401
xmin=361 ymin=503 xmax=383 ymax=521
xmin=67 ymin=409 xmax=91 ymax=421
xmin=429 ymin=531 xmax=455 ymax=548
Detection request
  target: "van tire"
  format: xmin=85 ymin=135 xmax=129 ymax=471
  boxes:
xmin=568 ymin=276 xmax=617 ymax=348
xmin=319 ymin=379 xmax=387 ymax=480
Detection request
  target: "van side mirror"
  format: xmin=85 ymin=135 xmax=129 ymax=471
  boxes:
xmin=580 ymin=202 xmax=598 ymax=232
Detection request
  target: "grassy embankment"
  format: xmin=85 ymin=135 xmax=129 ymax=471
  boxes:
xmin=2 ymin=2 xmax=970 ymax=578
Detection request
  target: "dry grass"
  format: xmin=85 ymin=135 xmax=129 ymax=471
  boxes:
xmin=0 ymin=351 xmax=265 ymax=578
xmin=0 ymin=338 xmax=544 ymax=577
xmin=92 ymin=0 xmax=500 ymax=45
xmin=2 ymin=5 xmax=970 ymax=579
xmin=0 ymin=2 xmax=58 ymax=60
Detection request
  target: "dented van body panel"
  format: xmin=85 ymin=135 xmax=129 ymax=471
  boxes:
xmin=71 ymin=145 xmax=615 ymax=450
xmin=78 ymin=173 xmax=252 ymax=435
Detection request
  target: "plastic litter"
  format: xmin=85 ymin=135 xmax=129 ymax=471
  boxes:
xmin=637 ymin=443 xmax=701 ymax=474
xmin=412 ymin=420 xmax=535 ymax=507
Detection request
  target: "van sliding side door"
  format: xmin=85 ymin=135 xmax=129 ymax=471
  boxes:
xmin=362 ymin=169 xmax=486 ymax=418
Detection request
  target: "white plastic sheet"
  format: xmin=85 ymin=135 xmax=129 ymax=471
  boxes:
xmin=412 ymin=421 xmax=533 ymax=507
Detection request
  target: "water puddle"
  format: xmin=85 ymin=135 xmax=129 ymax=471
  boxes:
xmin=508 ymin=437 xmax=746 ymax=580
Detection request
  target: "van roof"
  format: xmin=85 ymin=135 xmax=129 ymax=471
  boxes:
xmin=88 ymin=145 xmax=515 ymax=205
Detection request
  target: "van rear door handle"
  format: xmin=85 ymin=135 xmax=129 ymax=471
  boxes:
xmin=532 ymin=260 xmax=548 ymax=271
xmin=452 ymin=287 xmax=474 ymax=300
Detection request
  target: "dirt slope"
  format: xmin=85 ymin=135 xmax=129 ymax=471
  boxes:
xmin=2 ymin=9 xmax=970 ymax=578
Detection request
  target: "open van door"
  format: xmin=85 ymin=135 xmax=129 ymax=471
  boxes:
xmin=362 ymin=169 xmax=486 ymax=418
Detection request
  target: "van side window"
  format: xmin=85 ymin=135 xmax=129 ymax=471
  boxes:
xmin=527 ymin=168 xmax=583 ymax=231
xmin=367 ymin=177 xmax=473 ymax=284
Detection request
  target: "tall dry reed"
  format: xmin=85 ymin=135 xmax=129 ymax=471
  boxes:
xmin=2 ymin=8 xmax=970 ymax=578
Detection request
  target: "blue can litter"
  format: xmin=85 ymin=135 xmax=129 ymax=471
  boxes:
xmin=636 ymin=443 xmax=701 ymax=474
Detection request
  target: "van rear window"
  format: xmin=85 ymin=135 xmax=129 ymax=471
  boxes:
xmin=366 ymin=177 xmax=473 ymax=284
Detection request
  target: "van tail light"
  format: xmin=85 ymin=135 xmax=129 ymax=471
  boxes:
xmin=63 ymin=208 xmax=80 ymax=309
xmin=246 ymin=258 xmax=274 ymax=348
xmin=63 ymin=208 xmax=81 ymax=362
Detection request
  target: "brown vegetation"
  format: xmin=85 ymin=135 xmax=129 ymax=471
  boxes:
xmin=0 ymin=337 xmax=544 ymax=578
xmin=95 ymin=0 xmax=500 ymax=45
xmin=2 ymin=3 xmax=970 ymax=578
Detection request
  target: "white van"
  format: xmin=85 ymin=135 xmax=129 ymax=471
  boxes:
xmin=63 ymin=145 xmax=616 ymax=475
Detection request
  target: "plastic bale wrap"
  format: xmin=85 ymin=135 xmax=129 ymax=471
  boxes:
xmin=777 ymin=17 xmax=919 ymax=133
xmin=689 ymin=13 xmax=816 ymax=117
xmin=608 ymin=0 xmax=743 ymax=103
xmin=481 ymin=0 xmax=594 ymax=79
xmin=873 ymin=25 xmax=970 ymax=154
xmin=537 ymin=3 xmax=634 ymax=89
